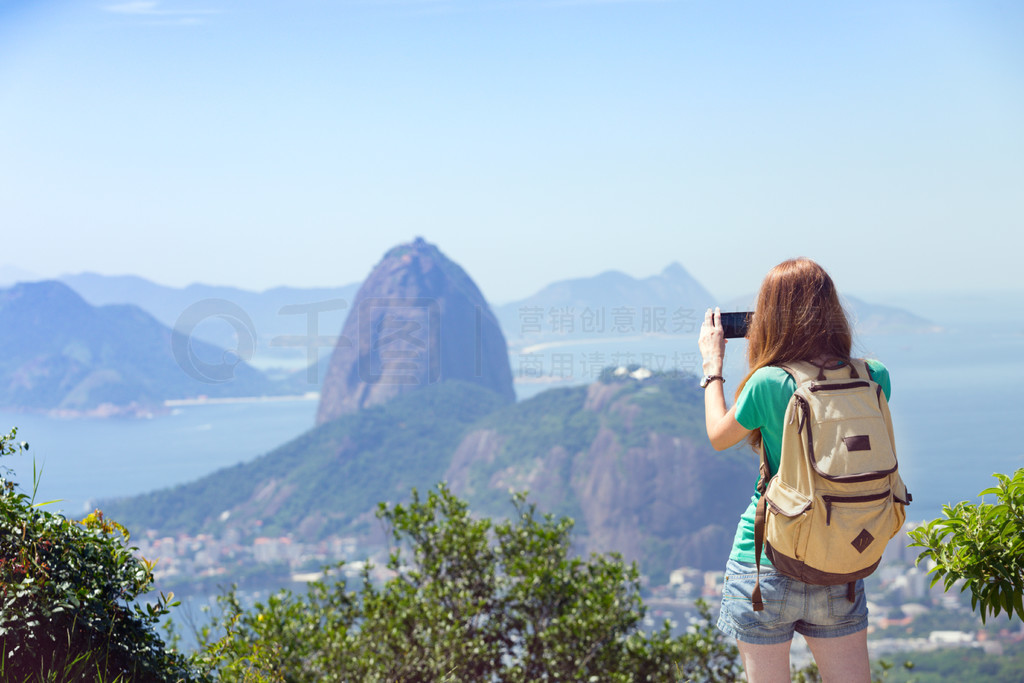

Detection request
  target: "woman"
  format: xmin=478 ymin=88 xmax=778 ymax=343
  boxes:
xmin=697 ymin=258 xmax=888 ymax=683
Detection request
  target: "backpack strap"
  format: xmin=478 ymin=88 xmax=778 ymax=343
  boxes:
xmin=751 ymin=442 xmax=771 ymax=612
xmin=846 ymin=358 xmax=869 ymax=382
xmin=749 ymin=363 xmax=806 ymax=612
xmin=784 ymin=358 xmax=860 ymax=383
xmin=777 ymin=361 xmax=816 ymax=385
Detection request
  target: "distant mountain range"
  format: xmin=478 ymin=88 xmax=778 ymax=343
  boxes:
xmin=495 ymin=266 xmax=937 ymax=347
xmin=46 ymin=263 xmax=936 ymax=359
xmin=0 ymin=258 xmax=937 ymax=414
xmin=841 ymin=296 xmax=940 ymax=334
xmin=0 ymin=281 xmax=303 ymax=416
xmin=495 ymin=263 xmax=716 ymax=345
xmin=57 ymin=273 xmax=360 ymax=371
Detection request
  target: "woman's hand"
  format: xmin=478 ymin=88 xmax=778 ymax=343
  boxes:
xmin=698 ymin=307 xmax=726 ymax=376
xmin=698 ymin=307 xmax=750 ymax=450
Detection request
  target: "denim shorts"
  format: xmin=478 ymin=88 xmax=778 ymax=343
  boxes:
xmin=717 ymin=558 xmax=868 ymax=645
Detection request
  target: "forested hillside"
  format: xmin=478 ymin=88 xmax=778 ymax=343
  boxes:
xmin=104 ymin=370 xmax=756 ymax=582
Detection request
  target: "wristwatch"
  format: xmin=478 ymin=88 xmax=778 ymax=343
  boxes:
xmin=700 ymin=374 xmax=724 ymax=389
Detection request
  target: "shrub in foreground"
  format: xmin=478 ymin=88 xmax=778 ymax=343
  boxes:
xmin=195 ymin=484 xmax=742 ymax=682
xmin=910 ymin=468 xmax=1024 ymax=624
xmin=0 ymin=428 xmax=204 ymax=683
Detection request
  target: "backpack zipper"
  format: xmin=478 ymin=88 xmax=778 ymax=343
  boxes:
xmin=808 ymin=380 xmax=871 ymax=393
xmin=822 ymin=491 xmax=891 ymax=525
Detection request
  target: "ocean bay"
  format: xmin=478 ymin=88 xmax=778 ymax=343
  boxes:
xmin=1 ymin=397 xmax=320 ymax=517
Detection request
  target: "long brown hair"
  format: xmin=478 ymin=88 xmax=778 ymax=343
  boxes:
xmin=737 ymin=258 xmax=852 ymax=450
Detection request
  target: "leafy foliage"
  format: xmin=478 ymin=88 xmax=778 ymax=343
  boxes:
xmin=0 ymin=428 xmax=205 ymax=682
xmin=909 ymin=468 xmax=1024 ymax=623
xmin=194 ymin=484 xmax=742 ymax=682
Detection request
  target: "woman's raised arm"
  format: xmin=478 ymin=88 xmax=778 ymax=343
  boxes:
xmin=699 ymin=307 xmax=751 ymax=451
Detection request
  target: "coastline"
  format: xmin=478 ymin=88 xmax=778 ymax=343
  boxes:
xmin=164 ymin=392 xmax=320 ymax=407
xmin=1 ymin=393 xmax=322 ymax=420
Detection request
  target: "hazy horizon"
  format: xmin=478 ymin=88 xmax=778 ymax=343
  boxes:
xmin=2 ymin=258 xmax=1022 ymax=330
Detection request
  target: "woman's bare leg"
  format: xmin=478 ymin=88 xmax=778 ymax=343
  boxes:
xmin=803 ymin=628 xmax=870 ymax=682
xmin=737 ymin=640 xmax=792 ymax=683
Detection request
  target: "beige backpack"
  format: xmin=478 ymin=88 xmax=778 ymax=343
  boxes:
xmin=751 ymin=359 xmax=911 ymax=611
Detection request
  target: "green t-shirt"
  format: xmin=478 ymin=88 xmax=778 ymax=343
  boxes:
xmin=728 ymin=359 xmax=892 ymax=565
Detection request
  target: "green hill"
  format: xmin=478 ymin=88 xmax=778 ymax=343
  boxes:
xmin=104 ymin=371 xmax=756 ymax=582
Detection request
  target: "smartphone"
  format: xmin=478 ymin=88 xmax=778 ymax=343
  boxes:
xmin=720 ymin=311 xmax=753 ymax=339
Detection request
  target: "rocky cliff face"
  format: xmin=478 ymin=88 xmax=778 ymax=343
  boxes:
xmin=317 ymin=238 xmax=515 ymax=424
xmin=445 ymin=376 xmax=756 ymax=576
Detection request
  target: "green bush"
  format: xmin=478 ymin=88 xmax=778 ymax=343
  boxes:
xmin=0 ymin=428 xmax=205 ymax=683
xmin=195 ymin=484 xmax=742 ymax=682
xmin=909 ymin=468 xmax=1024 ymax=623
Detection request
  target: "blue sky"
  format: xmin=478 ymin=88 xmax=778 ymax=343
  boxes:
xmin=1 ymin=0 xmax=1022 ymax=303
